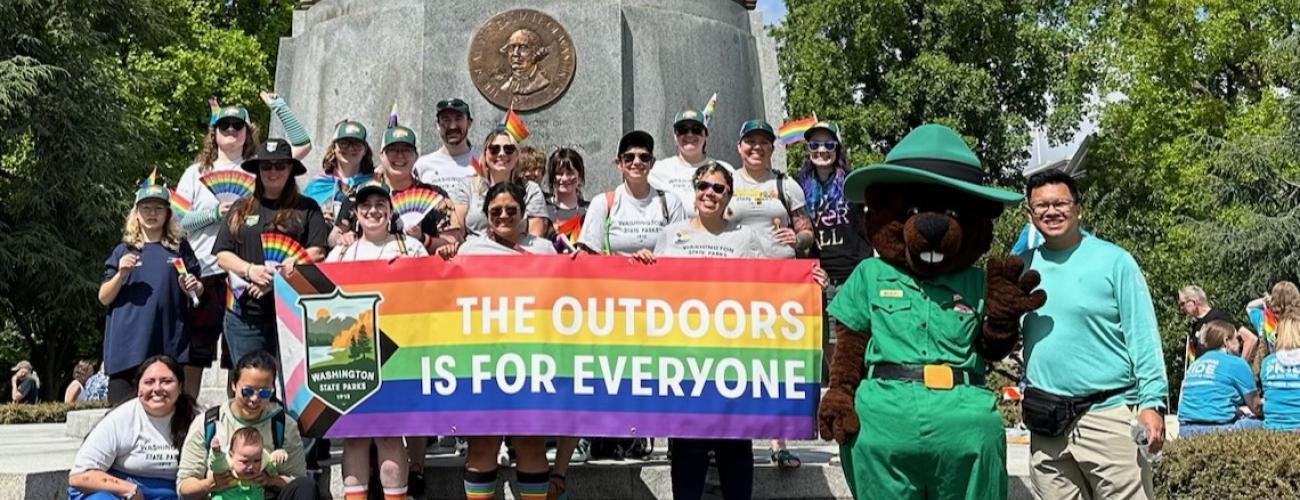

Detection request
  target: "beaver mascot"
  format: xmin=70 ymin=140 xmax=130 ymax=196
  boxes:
xmin=817 ymin=124 xmax=1046 ymax=499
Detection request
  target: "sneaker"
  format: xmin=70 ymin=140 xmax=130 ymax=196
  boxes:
xmin=570 ymin=439 xmax=589 ymax=464
xmin=408 ymin=470 xmax=426 ymax=499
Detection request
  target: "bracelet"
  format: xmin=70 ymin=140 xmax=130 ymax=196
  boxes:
xmin=244 ymin=262 xmax=254 ymax=280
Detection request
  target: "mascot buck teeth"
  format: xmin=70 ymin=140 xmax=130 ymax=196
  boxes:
xmin=818 ymin=124 xmax=1046 ymax=499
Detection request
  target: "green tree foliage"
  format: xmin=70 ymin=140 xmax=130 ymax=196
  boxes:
xmin=773 ymin=0 xmax=1091 ymax=180
xmin=0 ymin=0 xmax=290 ymax=399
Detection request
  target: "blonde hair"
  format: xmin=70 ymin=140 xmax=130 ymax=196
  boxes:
xmin=471 ymin=130 xmax=520 ymax=196
xmin=195 ymin=123 xmax=261 ymax=174
xmin=1179 ymin=285 xmax=1208 ymax=306
xmin=1200 ymin=320 xmax=1237 ymax=351
xmin=123 ymin=205 xmax=184 ymax=252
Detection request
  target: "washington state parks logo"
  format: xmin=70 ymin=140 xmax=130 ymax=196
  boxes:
xmin=299 ymin=290 xmax=383 ymax=413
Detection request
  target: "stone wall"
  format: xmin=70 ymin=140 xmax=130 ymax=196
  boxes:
xmin=274 ymin=0 xmax=784 ymax=191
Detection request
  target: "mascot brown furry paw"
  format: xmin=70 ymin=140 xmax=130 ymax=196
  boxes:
xmin=817 ymin=124 xmax=1045 ymax=499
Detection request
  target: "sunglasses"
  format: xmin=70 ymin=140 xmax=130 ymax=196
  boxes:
xmin=675 ymin=124 xmax=707 ymax=136
xmin=620 ymin=152 xmax=654 ymax=164
xmin=489 ymin=205 xmax=521 ymax=217
xmin=217 ymin=120 xmax=246 ymax=132
xmin=488 ymin=144 xmax=518 ymax=156
xmin=808 ymin=141 xmax=838 ymax=151
xmin=336 ymin=140 xmax=366 ymax=151
xmin=239 ymin=386 xmax=274 ymax=400
xmin=260 ymin=162 xmax=291 ymax=172
xmin=694 ymin=180 xmax=729 ymax=194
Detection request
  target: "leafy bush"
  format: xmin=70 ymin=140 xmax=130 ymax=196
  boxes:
xmin=1155 ymin=429 xmax=1300 ymax=498
xmin=0 ymin=401 xmax=108 ymax=425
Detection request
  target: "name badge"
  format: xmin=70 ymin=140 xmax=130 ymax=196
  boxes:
xmin=879 ymin=289 xmax=904 ymax=298
xmin=245 ymin=214 xmax=260 ymax=226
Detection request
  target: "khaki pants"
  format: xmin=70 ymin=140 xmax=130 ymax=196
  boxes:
xmin=1029 ymin=405 xmax=1154 ymax=500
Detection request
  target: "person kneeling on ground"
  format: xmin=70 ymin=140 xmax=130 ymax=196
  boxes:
xmin=176 ymin=351 xmax=317 ymax=499
xmin=1178 ymin=320 xmax=1263 ymax=437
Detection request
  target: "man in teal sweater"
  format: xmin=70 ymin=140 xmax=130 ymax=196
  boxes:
xmin=1017 ymin=170 xmax=1168 ymax=499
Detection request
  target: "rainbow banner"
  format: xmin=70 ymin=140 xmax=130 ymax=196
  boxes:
xmin=275 ymin=256 xmax=822 ymax=440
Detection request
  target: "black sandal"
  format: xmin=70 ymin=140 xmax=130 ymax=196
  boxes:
xmin=771 ymin=449 xmax=802 ymax=470
xmin=547 ymin=472 xmax=568 ymax=500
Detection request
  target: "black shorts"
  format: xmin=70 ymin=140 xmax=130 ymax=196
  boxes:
xmin=188 ymin=274 xmax=232 ymax=368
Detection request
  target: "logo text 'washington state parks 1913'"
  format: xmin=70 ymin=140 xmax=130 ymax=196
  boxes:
xmin=469 ymin=9 xmax=576 ymax=112
xmin=299 ymin=290 xmax=384 ymax=413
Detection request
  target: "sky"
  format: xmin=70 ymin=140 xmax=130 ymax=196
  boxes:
xmin=752 ymin=0 xmax=1090 ymax=170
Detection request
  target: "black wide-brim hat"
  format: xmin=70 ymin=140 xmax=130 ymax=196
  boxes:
xmin=241 ymin=138 xmax=307 ymax=176
xmin=843 ymin=124 xmax=1022 ymax=205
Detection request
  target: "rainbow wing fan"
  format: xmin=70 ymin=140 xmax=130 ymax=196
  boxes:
xmin=261 ymin=233 xmax=312 ymax=266
xmin=554 ymin=215 xmax=583 ymax=246
xmin=201 ymin=170 xmax=256 ymax=203
xmin=391 ymin=187 xmax=441 ymax=228
xmin=168 ymin=189 xmax=191 ymax=221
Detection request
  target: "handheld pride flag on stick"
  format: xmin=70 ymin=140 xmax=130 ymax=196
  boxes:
xmin=391 ymin=187 xmax=442 ymax=228
xmin=502 ymin=108 xmax=530 ymax=142
xmin=140 ymin=167 xmax=159 ymax=189
xmin=200 ymin=170 xmax=256 ymax=203
xmin=170 ymin=258 xmax=200 ymax=307
xmin=208 ymin=97 xmax=221 ymax=127
xmin=702 ymin=93 xmax=718 ymax=127
xmin=168 ymin=189 xmax=192 ymax=221
xmin=387 ymin=101 xmax=399 ymax=129
xmin=262 ymin=233 xmax=312 ymax=269
xmin=778 ymin=115 xmax=818 ymax=146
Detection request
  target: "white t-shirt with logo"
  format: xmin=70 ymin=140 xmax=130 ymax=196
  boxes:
xmin=71 ymin=398 xmax=180 ymax=479
xmin=325 ymin=235 xmax=428 ymax=262
xmin=728 ymin=169 xmax=807 ymax=231
xmin=461 ymin=179 xmax=550 ymax=236
xmin=176 ymin=160 xmax=243 ymax=276
xmin=654 ymin=219 xmax=786 ymax=259
xmin=415 ymin=145 xmax=480 ymax=200
xmin=577 ymin=185 xmax=687 ymax=255
xmin=648 ymin=156 xmax=735 ymax=218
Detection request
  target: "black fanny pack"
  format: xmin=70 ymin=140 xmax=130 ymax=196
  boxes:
xmin=1020 ymin=385 xmax=1131 ymax=437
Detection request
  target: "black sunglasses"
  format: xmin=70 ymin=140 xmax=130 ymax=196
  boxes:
xmin=489 ymin=206 xmax=521 ymax=217
xmin=694 ymin=180 xmax=729 ymax=194
xmin=675 ymin=124 xmax=707 ymax=136
xmin=488 ymin=144 xmax=518 ymax=156
xmin=620 ymin=152 xmax=654 ymax=163
xmin=259 ymin=162 xmax=291 ymax=172
xmin=217 ymin=120 xmax=246 ymax=132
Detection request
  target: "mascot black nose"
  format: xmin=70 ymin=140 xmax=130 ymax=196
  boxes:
xmin=915 ymin=213 xmax=949 ymax=244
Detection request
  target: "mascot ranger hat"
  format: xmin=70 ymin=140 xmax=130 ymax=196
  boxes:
xmin=844 ymin=124 xmax=1022 ymax=205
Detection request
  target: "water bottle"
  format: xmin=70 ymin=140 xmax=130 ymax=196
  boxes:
xmin=1129 ymin=418 xmax=1161 ymax=463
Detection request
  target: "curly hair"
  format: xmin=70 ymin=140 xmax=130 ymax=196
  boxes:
xmin=1270 ymin=281 xmax=1300 ymax=320
xmin=195 ymin=124 xmax=261 ymax=174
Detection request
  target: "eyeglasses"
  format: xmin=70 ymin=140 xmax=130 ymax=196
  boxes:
xmin=694 ymin=180 xmax=728 ymax=194
xmin=808 ymin=141 xmax=838 ymax=151
xmin=675 ymin=124 xmax=707 ymax=136
xmin=357 ymin=202 xmax=390 ymax=213
xmin=336 ymin=140 xmax=366 ymax=152
xmin=217 ymin=120 xmax=246 ymax=132
xmin=260 ymin=162 xmax=291 ymax=172
xmin=620 ymin=152 xmax=654 ymax=164
xmin=1027 ymin=200 xmax=1075 ymax=215
xmin=239 ymin=386 xmax=274 ymax=400
xmin=488 ymin=144 xmax=518 ymax=156
xmin=137 ymin=204 xmax=168 ymax=214
xmin=489 ymin=206 xmax=521 ymax=217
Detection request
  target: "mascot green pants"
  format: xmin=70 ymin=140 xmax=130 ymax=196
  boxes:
xmin=817 ymin=124 xmax=1046 ymax=499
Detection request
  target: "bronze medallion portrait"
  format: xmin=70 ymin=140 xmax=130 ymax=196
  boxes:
xmin=468 ymin=9 xmax=577 ymax=111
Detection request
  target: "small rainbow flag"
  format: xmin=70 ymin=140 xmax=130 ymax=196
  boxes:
xmin=140 ymin=167 xmax=159 ymax=189
xmin=170 ymin=257 xmax=199 ymax=306
xmin=387 ymin=101 xmax=399 ymax=129
xmin=168 ymin=188 xmax=192 ymax=220
xmin=701 ymin=93 xmax=718 ymax=127
xmin=470 ymin=155 xmax=483 ymax=176
xmin=208 ymin=97 xmax=221 ymax=126
xmin=778 ymin=115 xmax=818 ymax=146
xmin=201 ymin=170 xmax=256 ymax=203
xmin=262 ymin=233 xmax=312 ymax=266
xmin=226 ymin=273 xmax=246 ymax=313
xmin=553 ymin=215 xmax=583 ymax=247
xmin=391 ymin=187 xmax=442 ymax=229
xmin=1261 ymin=307 xmax=1278 ymax=349
xmin=502 ymin=108 xmax=529 ymax=142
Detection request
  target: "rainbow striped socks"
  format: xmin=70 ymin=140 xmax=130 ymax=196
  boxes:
xmin=515 ymin=470 xmax=549 ymax=500
xmin=464 ymin=469 xmax=498 ymax=500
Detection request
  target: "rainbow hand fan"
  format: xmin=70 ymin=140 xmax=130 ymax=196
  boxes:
xmin=554 ymin=215 xmax=583 ymax=247
xmin=168 ymin=189 xmax=192 ymax=221
xmin=201 ymin=170 xmax=256 ymax=203
xmin=261 ymin=233 xmax=312 ymax=269
xmin=391 ymin=187 xmax=442 ymax=228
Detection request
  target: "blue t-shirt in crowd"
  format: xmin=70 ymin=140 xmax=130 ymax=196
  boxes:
xmin=102 ymin=241 xmax=199 ymax=376
xmin=1178 ymin=350 xmax=1256 ymax=424
xmin=1262 ymin=351 xmax=1300 ymax=431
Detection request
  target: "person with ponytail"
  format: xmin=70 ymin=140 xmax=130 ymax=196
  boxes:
xmin=68 ymin=355 xmax=198 ymax=500
xmin=98 ymin=184 xmax=203 ymax=406
xmin=213 ymin=139 xmax=328 ymax=366
xmin=175 ymin=92 xmax=311 ymax=386
xmin=1262 ymin=290 xmax=1300 ymax=432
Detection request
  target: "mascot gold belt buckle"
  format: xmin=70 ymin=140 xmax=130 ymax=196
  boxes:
xmin=923 ymin=365 xmax=955 ymax=390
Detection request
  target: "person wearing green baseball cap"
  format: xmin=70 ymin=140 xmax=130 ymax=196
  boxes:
xmin=332 ymin=126 xmax=462 ymax=257
xmin=729 ymin=119 xmax=815 ymax=260
xmin=98 ymin=180 xmax=203 ymax=406
xmin=415 ymin=97 xmax=480 ymax=192
xmin=649 ymin=108 xmax=736 ymax=218
xmin=307 ymin=120 xmax=376 ymax=237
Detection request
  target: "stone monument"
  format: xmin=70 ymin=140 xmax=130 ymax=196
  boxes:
xmin=274 ymin=0 xmax=785 ymax=190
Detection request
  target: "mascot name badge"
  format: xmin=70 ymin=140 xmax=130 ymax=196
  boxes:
xmin=416 ymin=292 xmax=815 ymax=401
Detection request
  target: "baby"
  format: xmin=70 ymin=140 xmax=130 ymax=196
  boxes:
xmin=209 ymin=427 xmax=288 ymax=500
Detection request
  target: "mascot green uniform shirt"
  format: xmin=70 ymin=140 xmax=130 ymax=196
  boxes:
xmin=828 ymin=258 xmax=1007 ymax=498
xmin=1018 ymin=234 xmax=1167 ymax=409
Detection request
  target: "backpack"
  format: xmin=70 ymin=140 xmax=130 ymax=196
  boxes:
xmin=773 ymin=170 xmax=792 ymax=222
xmin=600 ymin=189 xmax=670 ymax=254
xmin=203 ymin=406 xmax=285 ymax=451
xmin=587 ymin=437 xmax=653 ymax=461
